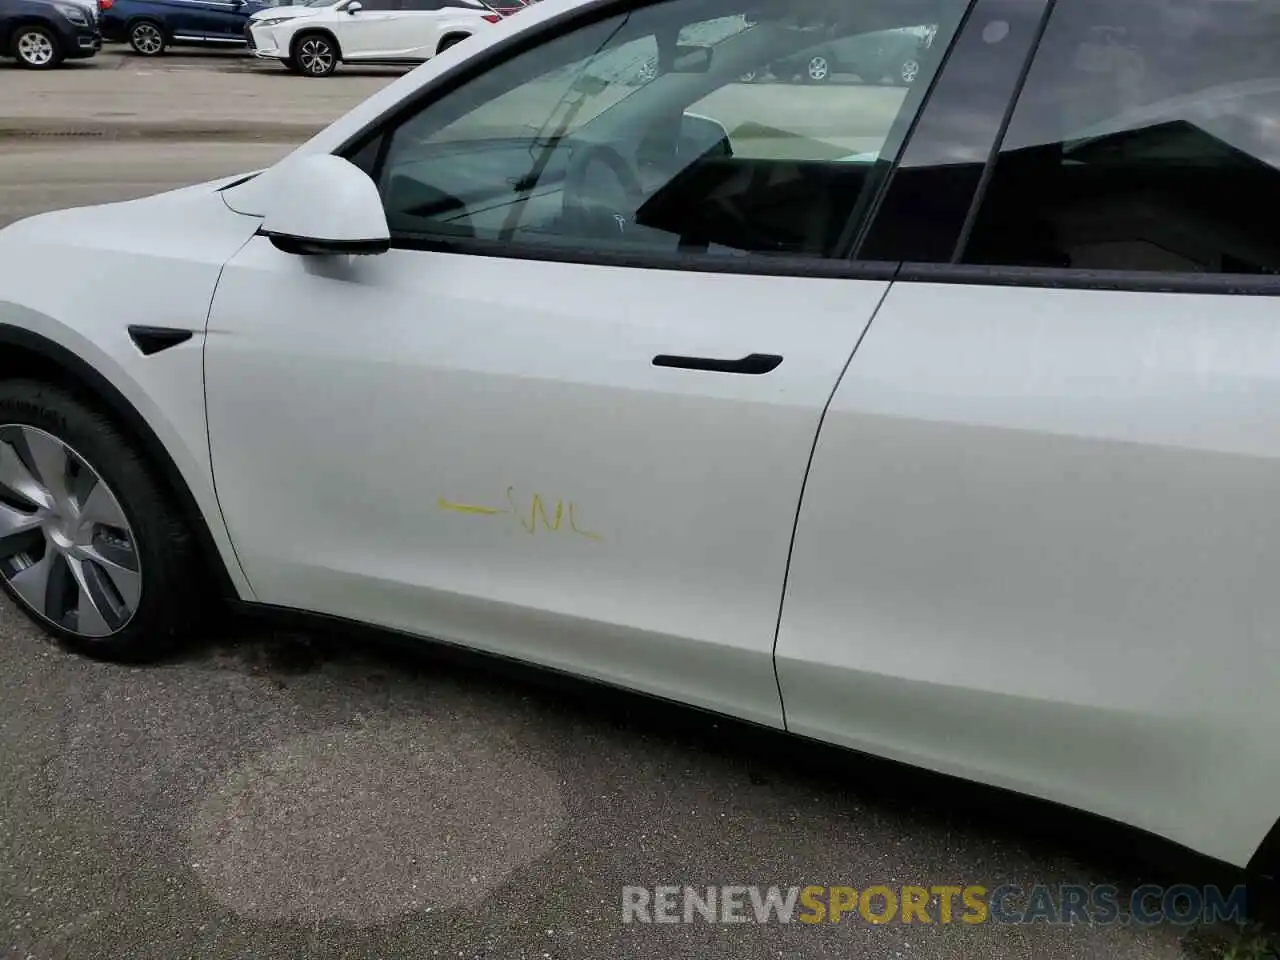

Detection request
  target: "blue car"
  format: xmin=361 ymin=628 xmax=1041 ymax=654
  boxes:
xmin=1 ymin=0 xmax=100 ymax=67
xmin=100 ymin=0 xmax=281 ymax=55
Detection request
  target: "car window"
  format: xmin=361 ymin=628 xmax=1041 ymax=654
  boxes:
xmin=963 ymin=0 xmax=1280 ymax=275
xmin=362 ymin=0 xmax=964 ymax=262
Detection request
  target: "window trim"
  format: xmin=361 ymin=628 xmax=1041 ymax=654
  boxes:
xmin=898 ymin=261 xmax=1280 ymax=296
xmin=335 ymin=0 xmax=973 ymax=279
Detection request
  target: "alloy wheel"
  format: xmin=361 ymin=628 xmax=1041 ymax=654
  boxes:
xmin=901 ymin=58 xmax=920 ymax=84
xmin=0 ymin=425 xmax=141 ymax=639
xmin=807 ymin=55 xmax=830 ymax=82
xmin=298 ymin=37 xmax=335 ymax=75
xmin=130 ymin=22 xmax=163 ymax=55
xmin=16 ymin=29 xmax=55 ymax=66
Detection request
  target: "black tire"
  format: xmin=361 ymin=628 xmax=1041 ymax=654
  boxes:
xmin=292 ymin=31 xmax=338 ymax=76
xmin=11 ymin=24 xmax=63 ymax=69
xmin=0 ymin=380 xmax=206 ymax=663
xmin=128 ymin=18 xmax=166 ymax=56
xmin=436 ymin=32 xmax=468 ymax=54
xmin=281 ymin=54 xmax=302 ymax=73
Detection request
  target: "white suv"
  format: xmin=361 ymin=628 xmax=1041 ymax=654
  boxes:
xmin=246 ymin=0 xmax=500 ymax=76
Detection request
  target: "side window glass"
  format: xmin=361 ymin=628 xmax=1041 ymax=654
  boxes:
xmin=366 ymin=0 xmax=966 ymax=262
xmin=964 ymin=0 xmax=1280 ymax=275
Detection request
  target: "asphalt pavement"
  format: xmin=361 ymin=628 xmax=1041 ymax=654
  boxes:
xmin=0 ymin=51 xmax=1267 ymax=960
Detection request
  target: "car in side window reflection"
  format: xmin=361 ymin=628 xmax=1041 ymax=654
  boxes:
xmin=760 ymin=23 xmax=935 ymax=85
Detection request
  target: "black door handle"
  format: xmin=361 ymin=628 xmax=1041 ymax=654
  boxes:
xmin=652 ymin=352 xmax=783 ymax=375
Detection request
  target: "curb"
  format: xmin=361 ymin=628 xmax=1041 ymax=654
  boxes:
xmin=0 ymin=118 xmax=324 ymax=141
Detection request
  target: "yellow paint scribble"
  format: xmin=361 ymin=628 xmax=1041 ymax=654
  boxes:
xmin=568 ymin=503 xmax=602 ymax=541
xmin=436 ymin=497 xmax=507 ymax=516
xmin=437 ymin=488 xmax=602 ymax=541
xmin=507 ymin=486 xmax=563 ymax=533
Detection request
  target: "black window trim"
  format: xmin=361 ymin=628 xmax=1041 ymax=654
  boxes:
xmin=335 ymin=0 xmax=977 ymax=281
xmin=898 ymin=261 xmax=1280 ymax=297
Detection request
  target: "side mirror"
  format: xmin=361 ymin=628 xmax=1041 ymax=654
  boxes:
xmin=679 ymin=111 xmax=732 ymax=159
xmin=260 ymin=154 xmax=389 ymax=256
xmin=670 ymin=43 xmax=712 ymax=73
xmin=346 ymin=1 xmax=362 ymax=12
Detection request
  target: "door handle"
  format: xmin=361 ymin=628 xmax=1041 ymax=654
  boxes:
xmin=652 ymin=352 xmax=783 ymax=375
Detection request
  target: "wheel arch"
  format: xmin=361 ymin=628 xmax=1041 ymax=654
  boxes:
xmin=436 ymin=31 xmax=470 ymax=54
xmin=125 ymin=14 xmax=168 ymax=35
xmin=291 ymin=25 xmax=342 ymax=59
xmin=0 ymin=325 xmax=241 ymax=602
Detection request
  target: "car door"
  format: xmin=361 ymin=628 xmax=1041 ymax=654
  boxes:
xmin=777 ymin=0 xmax=1280 ymax=867
xmin=335 ymin=0 xmax=401 ymax=58
xmin=204 ymin=0 xmax=970 ymax=728
xmin=200 ymin=0 xmax=249 ymax=41
xmin=395 ymin=0 xmax=483 ymax=59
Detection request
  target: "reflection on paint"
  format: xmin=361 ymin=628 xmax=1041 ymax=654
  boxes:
xmin=436 ymin=488 xmax=602 ymax=541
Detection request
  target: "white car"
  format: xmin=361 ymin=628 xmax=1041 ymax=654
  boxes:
xmin=4 ymin=0 xmax=1280 ymax=880
xmin=245 ymin=0 xmax=500 ymax=76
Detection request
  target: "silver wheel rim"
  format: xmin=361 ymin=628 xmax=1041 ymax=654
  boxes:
xmin=740 ymin=69 xmax=757 ymax=82
xmin=299 ymin=38 xmax=333 ymax=74
xmin=0 ymin=425 xmax=141 ymax=639
xmin=17 ymin=30 xmax=54 ymax=65
xmin=808 ymin=56 xmax=828 ymax=80
xmin=901 ymin=59 xmax=919 ymax=83
xmin=637 ymin=58 xmax=657 ymax=83
xmin=131 ymin=23 xmax=162 ymax=54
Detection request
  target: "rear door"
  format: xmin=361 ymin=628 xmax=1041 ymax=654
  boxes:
xmin=205 ymin=0 xmax=972 ymax=729
xmin=777 ymin=0 xmax=1280 ymax=867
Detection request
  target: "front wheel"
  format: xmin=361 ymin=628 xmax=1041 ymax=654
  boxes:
xmin=11 ymin=25 xmax=62 ymax=69
xmin=128 ymin=20 xmax=166 ymax=56
xmin=804 ymin=54 xmax=830 ymax=83
xmin=292 ymin=32 xmax=337 ymax=76
xmin=0 ymin=381 xmax=206 ymax=662
xmin=898 ymin=57 xmax=921 ymax=86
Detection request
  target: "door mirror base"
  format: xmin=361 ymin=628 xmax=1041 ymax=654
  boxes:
xmin=263 ymin=232 xmax=390 ymax=256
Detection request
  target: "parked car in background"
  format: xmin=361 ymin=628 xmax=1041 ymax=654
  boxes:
xmin=100 ymin=0 xmax=283 ymax=56
xmin=1 ymin=0 xmax=100 ymax=67
xmin=769 ymin=23 xmax=935 ymax=84
xmin=246 ymin=0 xmax=499 ymax=76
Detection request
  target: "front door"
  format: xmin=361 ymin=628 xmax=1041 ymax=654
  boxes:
xmin=204 ymin=0 xmax=967 ymax=725
xmin=336 ymin=0 xmax=403 ymax=59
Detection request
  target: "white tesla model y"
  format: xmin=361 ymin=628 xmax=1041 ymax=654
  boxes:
xmin=2 ymin=0 xmax=1279 ymax=875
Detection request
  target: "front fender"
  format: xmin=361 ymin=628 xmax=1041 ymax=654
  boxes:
xmin=0 ymin=181 xmax=265 ymax=599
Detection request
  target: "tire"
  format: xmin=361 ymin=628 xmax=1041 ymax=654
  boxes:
xmin=0 ymin=380 xmax=205 ymax=662
xmin=898 ymin=57 xmax=921 ymax=86
xmin=292 ymin=31 xmax=338 ymax=76
xmin=281 ymin=54 xmax=302 ymax=73
xmin=128 ymin=19 xmax=166 ymax=56
xmin=11 ymin=24 xmax=62 ymax=69
xmin=739 ymin=69 xmax=758 ymax=83
xmin=804 ymin=54 xmax=830 ymax=83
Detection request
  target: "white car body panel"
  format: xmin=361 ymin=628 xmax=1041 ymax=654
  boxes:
xmin=203 ymin=241 xmax=889 ymax=727
xmin=777 ymin=280 xmax=1280 ymax=866
xmin=0 ymin=182 xmax=261 ymax=599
